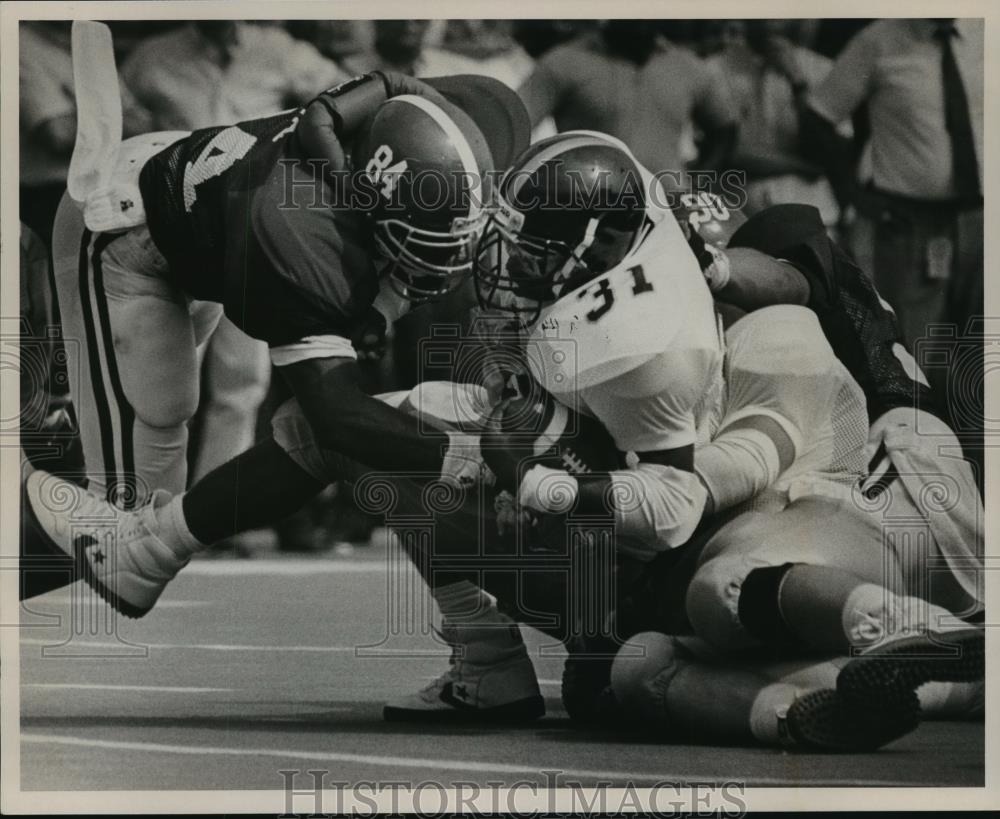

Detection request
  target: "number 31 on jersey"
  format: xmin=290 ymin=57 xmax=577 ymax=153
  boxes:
xmin=578 ymin=265 xmax=655 ymax=322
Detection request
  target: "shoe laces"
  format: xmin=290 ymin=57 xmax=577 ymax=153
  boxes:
xmin=851 ymin=608 xmax=886 ymax=644
xmin=112 ymin=491 xmax=166 ymax=543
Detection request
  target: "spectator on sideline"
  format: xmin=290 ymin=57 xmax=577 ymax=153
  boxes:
xmin=517 ymin=20 xmax=738 ymax=189
xmin=803 ymin=17 xmax=984 ymax=485
xmin=709 ymin=20 xmax=841 ymax=226
xmin=121 ymin=20 xmax=344 ymax=130
xmin=340 ymin=20 xmax=478 ymax=77
xmin=439 ymin=20 xmax=535 ymax=90
xmin=284 ymin=20 xmax=375 ymax=64
xmin=805 ymin=18 xmax=983 ymax=346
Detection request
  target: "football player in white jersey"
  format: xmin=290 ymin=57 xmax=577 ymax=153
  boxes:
xmin=606 ymin=202 xmax=984 ymax=749
xmin=388 ymin=133 xmax=982 ymax=749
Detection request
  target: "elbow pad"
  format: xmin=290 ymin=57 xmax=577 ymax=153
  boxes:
xmin=695 ymin=426 xmax=782 ymax=512
xmin=609 ymin=463 xmax=707 ymax=551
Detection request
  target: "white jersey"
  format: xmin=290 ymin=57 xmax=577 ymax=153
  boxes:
xmin=527 ymin=208 xmax=723 ymax=454
xmin=709 ymin=305 xmax=869 ymax=502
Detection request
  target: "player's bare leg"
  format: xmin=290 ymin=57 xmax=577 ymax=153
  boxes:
xmin=686 ymin=495 xmax=977 ymax=646
xmin=611 ymin=630 xmax=984 ymax=750
xmin=610 ymin=632 xmax=892 ymax=751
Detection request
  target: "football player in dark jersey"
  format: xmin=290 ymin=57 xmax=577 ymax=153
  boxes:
xmin=26 ymin=72 xmax=531 ymax=614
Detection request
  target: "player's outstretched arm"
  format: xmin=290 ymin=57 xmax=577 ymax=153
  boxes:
xmin=715 ymin=248 xmax=810 ymax=309
xmin=517 ymin=412 xmax=795 ymax=554
xmin=689 ymin=222 xmax=810 ymax=311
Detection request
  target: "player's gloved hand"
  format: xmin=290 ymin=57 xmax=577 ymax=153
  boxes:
xmin=375 ymin=71 xmax=450 ymax=107
xmin=351 ymin=307 xmax=388 ymax=361
xmin=494 ymin=489 xmax=538 ymax=536
xmin=684 ymin=221 xmax=731 ymax=293
xmin=441 ymin=432 xmax=496 ymax=488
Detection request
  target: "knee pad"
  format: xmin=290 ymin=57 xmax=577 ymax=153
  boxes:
xmin=685 ymin=556 xmax=763 ymax=654
xmin=610 ymin=631 xmax=683 ymax=725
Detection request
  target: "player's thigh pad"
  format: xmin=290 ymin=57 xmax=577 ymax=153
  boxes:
xmin=98 ymin=225 xmax=207 ymax=428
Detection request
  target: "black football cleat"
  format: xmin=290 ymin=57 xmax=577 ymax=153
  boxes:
xmin=784 ymin=687 xmax=918 ymax=752
xmin=837 ymin=627 xmax=984 ymax=711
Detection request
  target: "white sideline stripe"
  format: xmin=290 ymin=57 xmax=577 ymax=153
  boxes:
xmin=24 ymin=683 xmax=231 ymax=693
xmin=182 ymin=560 xmax=384 ymax=576
xmin=19 ymin=733 xmax=915 ymax=786
xmin=34 ymin=597 xmax=209 ymax=608
xmin=20 ymin=638 xmax=358 ymax=653
xmin=421 ymin=675 xmax=562 ymax=687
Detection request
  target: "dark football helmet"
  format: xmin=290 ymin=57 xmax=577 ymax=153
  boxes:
xmin=474 ymin=131 xmax=649 ymax=323
xmin=352 ymin=93 xmax=496 ymax=301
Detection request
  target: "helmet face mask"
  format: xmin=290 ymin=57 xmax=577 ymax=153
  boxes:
xmin=474 ymin=133 xmax=647 ymax=324
xmin=475 ymin=199 xmax=598 ymax=324
xmin=375 ymin=211 xmax=488 ymax=301
xmin=353 ymin=93 xmax=499 ymax=304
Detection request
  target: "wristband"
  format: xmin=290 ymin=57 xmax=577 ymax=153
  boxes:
xmin=518 ymin=464 xmax=578 ymax=514
xmin=685 ymin=224 xmax=731 ymax=292
xmin=702 ymin=245 xmax=732 ymax=292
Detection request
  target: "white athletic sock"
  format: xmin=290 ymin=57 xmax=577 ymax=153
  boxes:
xmin=153 ymin=493 xmax=206 ymax=559
xmin=918 ymin=680 xmax=984 ymax=718
xmin=434 ymin=581 xmax=522 ymax=663
xmin=435 ymin=580 xmax=496 ymax=622
xmin=842 ymin=585 xmax=956 ymax=648
xmin=749 ymin=683 xmax=799 ymax=746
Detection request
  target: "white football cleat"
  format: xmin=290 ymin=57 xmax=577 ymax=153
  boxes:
xmin=25 ymin=470 xmax=189 ymax=618
xmin=383 ymin=626 xmax=545 ymax=723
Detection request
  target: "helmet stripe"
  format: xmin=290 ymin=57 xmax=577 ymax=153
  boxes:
xmin=391 ymin=94 xmax=482 ymax=220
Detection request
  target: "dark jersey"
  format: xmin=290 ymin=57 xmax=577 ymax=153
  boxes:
xmin=138 ymin=104 xmax=377 ymax=347
xmin=727 ymin=204 xmax=941 ymax=423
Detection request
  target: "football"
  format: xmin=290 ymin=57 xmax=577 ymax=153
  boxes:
xmin=481 ymin=383 xmax=623 ymax=490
